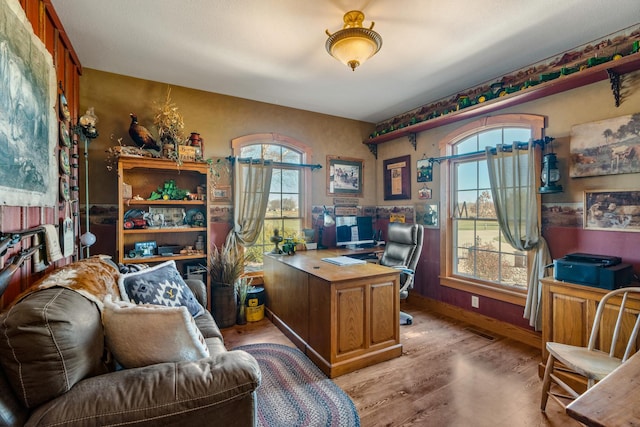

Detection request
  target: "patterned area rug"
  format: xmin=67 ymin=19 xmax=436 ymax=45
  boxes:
xmin=234 ymin=343 xmax=360 ymax=427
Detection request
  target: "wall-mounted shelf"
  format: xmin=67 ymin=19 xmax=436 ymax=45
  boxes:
xmin=364 ymin=54 xmax=640 ymax=147
xmin=126 ymin=200 xmax=206 ymax=206
xmin=123 ymin=227 xmax=207 ymax=235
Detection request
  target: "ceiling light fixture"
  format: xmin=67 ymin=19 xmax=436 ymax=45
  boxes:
xmin=325 ymin=10 xmax=382 ymax=71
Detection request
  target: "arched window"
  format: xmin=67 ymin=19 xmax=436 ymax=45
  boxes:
xmin=439 ymin=115 xmax=545 ymax=304
xmin=232 ymin=133 xmax=312 ymax=266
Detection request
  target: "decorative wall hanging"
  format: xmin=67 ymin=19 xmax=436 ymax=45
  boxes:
xmin=541 ymin=202 xmax=583 ymax=228
xmin=59 ymin=121 xmax=71 ymax=147
xmin=570 ymin=113 xmax=640 ymax=178
xmin=415 ymin=203 xmax=439 ymax=228
xmin=383 ymin=155 xmax=411 ymax=200
xmin=212 ymin=185 xmax=231 ymax=202
xmin=59 ymin=175 xmax=70 ymax=201
xmin=0 ymin=0 xmax=57 ymax=207
xmin=59 ymin=148 xmax=70 ymax=175
xmin=584 ymin=189 xmax=640 ymax=232
xmin=418 ymin=185 xmax=432 ymax=200
xmin=417 ymin=157 xmax=433 ymax=182
xmin=326 ymin=156 xmax=363 ymax=198
xmin=58 ymin=92 xmax=70 ymax=122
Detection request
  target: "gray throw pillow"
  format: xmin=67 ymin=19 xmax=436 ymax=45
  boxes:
xmin=118 ymin=260 xmax=204 ymax=317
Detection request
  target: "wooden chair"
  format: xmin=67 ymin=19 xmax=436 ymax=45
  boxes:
xmin=541 ymin=286 xmax=640 ymax=411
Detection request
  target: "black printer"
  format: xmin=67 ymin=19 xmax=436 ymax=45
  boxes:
xmin=554 ymin=252 xmax=633 ymax=290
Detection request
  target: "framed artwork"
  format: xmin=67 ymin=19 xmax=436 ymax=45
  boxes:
xmin=584 ymin=189 xmax=640 ymax=232
xmin=415 ymin=203 xmax=439 ymax=228
xmin=212 ymin=185 xmax=231 ymax=202
xmin=384 ymin=155 xmax=411 ymax=200
xmin=0 ymin=0 xmax=57 ymax=207
xmin=326 ymin=156 xmax=363 ymax=198
xmin=418 ymin=185 xmax=432 ymax=200
xmin=417 ymin=158 xmax=433 ymax=182
xmin=570 ymin=113 xmax=640 ymax=178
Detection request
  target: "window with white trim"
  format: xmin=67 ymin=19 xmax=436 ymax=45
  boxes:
xmin=232 ymin=134 xmax=311 ymax=268
xmin=441 ymin=115 xmax=544 ymax=302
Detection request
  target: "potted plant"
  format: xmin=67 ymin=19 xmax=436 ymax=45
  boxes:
xmin=235 ymin=277 xmax=253 ymax=325
xmin=207 ymin=244 xmax=247 ymax=328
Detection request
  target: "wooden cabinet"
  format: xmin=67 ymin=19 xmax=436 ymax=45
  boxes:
xmin=117 ymin=157 xmax=211 ymax=297
xmin=541 ymin=277 xmax=640 ymax=363
xmin=263 ymin=250 xmax=402 ymax=378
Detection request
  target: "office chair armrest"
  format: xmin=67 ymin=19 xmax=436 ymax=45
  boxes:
xmin=391 ymin=266 xmax=415 ymax=293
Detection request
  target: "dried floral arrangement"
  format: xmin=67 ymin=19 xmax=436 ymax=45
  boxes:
xmin=153 ymin=87 xmax=186 ymax=147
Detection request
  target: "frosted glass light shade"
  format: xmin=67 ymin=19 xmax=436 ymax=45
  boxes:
xmin=326 ymin=11 xmax=382 ymax=71
xmin=80 ymin=231 xmax=96 ymax=247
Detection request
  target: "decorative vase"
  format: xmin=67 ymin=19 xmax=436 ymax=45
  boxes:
xmin=211 ymin=283 xmax=237 ymax=328
xmin=237 ymin=304 xmax=247 ymax=325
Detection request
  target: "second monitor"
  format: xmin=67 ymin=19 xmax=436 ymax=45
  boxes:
xmin=335 ymin=216 xmax=375 ymax=248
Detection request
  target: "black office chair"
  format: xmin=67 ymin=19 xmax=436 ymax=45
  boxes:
xmin=379 ymin=223 xmax=424 ymax=325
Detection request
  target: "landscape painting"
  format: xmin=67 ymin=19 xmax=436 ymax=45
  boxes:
xmin=584 ymin=190 xmax=640 ymax=232
xmin=541 ymin=202 xmax=583 ymax=228
xmin=570 ymin=113 xmax=640 ymax=178
xmin=0 ymin=0 xmax=57 ymax=206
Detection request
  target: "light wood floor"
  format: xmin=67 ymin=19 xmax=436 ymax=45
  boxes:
xmin=222 ymin=302 xmax=580 ymax=427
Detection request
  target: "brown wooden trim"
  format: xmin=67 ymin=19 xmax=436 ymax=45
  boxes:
xmin=408 ymin=292 xmax=541 ymax=351
xmin=43 ymin=0 xmax=82 ymax=73
xmin=439 ymin=276 xmax=527 ymax=306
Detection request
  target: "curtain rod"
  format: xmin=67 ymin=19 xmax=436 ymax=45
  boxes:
xmin=428 ymin=137 xmax=553 ymax=164
xmin=226 ymin=156 xmax=323 ymax=170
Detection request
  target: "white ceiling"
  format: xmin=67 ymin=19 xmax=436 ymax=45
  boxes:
xmin=50 ymin=0 xmax=640 ymax=124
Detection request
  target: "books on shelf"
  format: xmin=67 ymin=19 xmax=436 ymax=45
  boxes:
xmin=321 ymin=256 xmax=367 ymax=266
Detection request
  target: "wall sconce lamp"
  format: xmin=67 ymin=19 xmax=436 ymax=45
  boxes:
xmin=325 ymin=10 xmax=382 ymax=71
xmin=539 ymin=144 xmax=563 ymax=194
xmin=317 ymin=206 xmax=335 ymax=250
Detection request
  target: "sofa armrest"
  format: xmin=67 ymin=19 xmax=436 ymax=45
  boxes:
xmin=26 ymin=350 xmax=260 ymax=426
xmin=185 ymin=279 xmax=207 ymax=307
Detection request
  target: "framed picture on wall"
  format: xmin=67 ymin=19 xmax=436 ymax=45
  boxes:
xmin=417 ymin=158 xmax=433 ymax=182
xmin=384 ymin=155 xmax=411 ymax=200
xmin=212 ymin=185 xmax=231 ymax=202
xmin=326 ymin=156 xmax=363 ymax=198
xmin=415 ymin=203 xmax=439 ymax=228
xmin=584 ymin=189 xmax=640 ymax=232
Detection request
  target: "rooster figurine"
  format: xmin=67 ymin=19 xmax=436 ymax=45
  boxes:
xmin=128 ymin=113 xmax=161 ymax=152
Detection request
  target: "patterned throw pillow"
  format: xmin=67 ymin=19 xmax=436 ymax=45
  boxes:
xmin=102 ymin=295 xmax=209 ymax=368
xmin=118 ymin=260 xmax=204 ymax=317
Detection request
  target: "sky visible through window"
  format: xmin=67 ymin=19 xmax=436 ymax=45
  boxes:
xmin=452 ymin=127 xmax=532 ymax=288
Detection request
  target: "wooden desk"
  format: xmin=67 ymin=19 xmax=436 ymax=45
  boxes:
xmin=566 ymin=351 xmax=640 ymax=426
xmin=263 ymin=249 xmax=401 ymax=378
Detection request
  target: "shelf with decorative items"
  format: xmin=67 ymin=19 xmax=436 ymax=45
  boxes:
xmin=364 ymin=48 xmax=640 ymax=152
xmin=116 ymin=157 xmax=211 ymax=292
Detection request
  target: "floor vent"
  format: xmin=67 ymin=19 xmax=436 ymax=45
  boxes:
xmin=465 ymin=327 xmax=496 ymax=341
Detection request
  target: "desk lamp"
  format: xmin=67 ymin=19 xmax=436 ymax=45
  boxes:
xmin=317 ymin=206 xmax=335 ymax=250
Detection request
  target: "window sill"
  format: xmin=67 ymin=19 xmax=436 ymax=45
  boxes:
xmin=243 ymin=271 xmax=264 ymax=286
xmin=440 ymin=276 xmax=527 ymax=306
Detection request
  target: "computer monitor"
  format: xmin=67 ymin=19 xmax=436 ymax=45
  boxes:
xmin=335 ymin=216 xmax=375 ymax=247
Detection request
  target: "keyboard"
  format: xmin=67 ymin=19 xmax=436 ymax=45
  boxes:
xmin=347 ymin=252 xmax=379 ymax=261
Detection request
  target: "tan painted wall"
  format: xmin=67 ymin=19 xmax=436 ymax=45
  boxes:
xmin=79 ymin=69 xmax=376 ymax=210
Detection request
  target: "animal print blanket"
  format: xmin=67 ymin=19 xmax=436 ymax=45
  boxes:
xmin=12 ymin=255 xmax=122 ymax=310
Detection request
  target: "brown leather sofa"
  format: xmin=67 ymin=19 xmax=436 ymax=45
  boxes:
xmin=0 ymin=259 xmax=261 ymax=426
